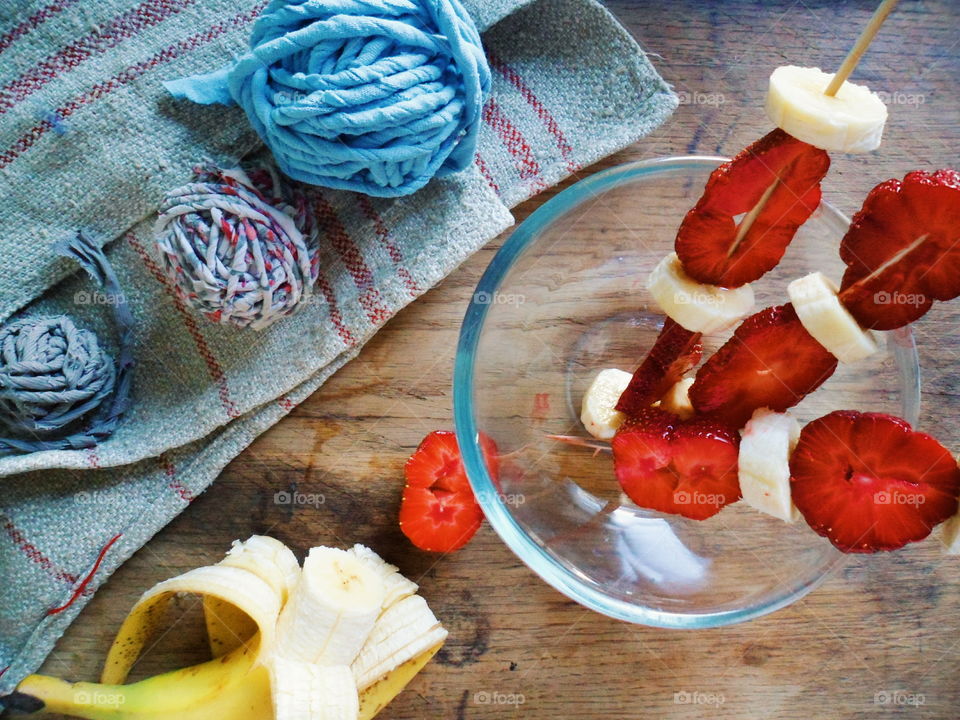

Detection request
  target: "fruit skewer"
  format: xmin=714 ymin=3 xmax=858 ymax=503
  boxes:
xmin=584 ymin=0 xmax=960 ymax=553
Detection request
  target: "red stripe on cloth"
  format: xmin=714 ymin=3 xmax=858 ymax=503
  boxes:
xmin=278 ymin=396 xmax=295 ymax=411
xmin=46 ymin=533 xmax=122 ymax=616
xmin=356 ymin=195 xmax=419 ymax=298
xmin=0 ymin=0 xmax=81 ymax=56
xmin=0 ymin=4 xmax=265 ymax=169
xmin=86 ymin=448 xmax=101 ymax=469
xmin=160 ymin=454 xmax=194 ymax=503
xmin=0 ymin=666 xmax=8 ymax=680
xmin=0 ymin=0 xmax=199 ymax=116
xmin=481 ymin=97 xmax=547 ymax=191
xmin=316 ymin=270 xmax=357 ymax=346
xmin=2 ymin=517 xmax=78 ymax=584
xmin=127 ymin=233 xmax=242 ymax=419
xmin=488 ymin=52 xmax=579 ymax=173
xmin=313 ymin=195 xmax=391 ymax=325
xmin=474 ymin=152 xmax=500 ymax=195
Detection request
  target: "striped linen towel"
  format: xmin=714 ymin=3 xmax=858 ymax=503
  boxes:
xmin=0 ymin=0 xmax=676 ymax=690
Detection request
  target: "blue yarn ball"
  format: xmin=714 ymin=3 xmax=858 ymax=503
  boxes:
xmin=167 ymin=0 xmax=491 ymax=197
xmin=0 ymin=316 xmax=116 ymax=437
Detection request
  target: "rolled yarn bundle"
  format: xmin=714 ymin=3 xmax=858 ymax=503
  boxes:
xmin=165 ymin=0 xmax=491 ymax=197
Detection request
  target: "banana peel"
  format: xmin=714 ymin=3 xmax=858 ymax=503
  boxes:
xmin=2 ymin=537 xmax=445 ymax=719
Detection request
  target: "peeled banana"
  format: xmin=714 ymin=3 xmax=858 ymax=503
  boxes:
xmin=581 ymin=368 xmax=633 ymax=440
xmin=648 ymin=253 xmax=755 ymax=334
xmin=766 ymin=65 xmax=887 ymax=153
xmin=6 ymin=537 xmax=446 ymax=720
xmin=788 ymin=271 xmax=880 ymax=363
xmin=738 ymin=409 xmax=801 ymax=522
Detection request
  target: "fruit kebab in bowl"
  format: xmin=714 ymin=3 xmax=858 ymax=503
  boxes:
xmin=580 ymin=0 xmax=960 ymax=555
xmin=451 ymin=0 xmax=960 ymax=626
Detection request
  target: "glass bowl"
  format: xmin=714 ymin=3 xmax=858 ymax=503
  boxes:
xmin=454 ymin=156 xmax=920 ymax=628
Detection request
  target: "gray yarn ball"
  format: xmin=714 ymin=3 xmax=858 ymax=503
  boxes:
xmin=0 ymin=316 xmax=116 ymax=437
xmin=154 ymin=169 xmax=318 ymax=331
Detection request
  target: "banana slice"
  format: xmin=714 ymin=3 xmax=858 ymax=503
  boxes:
xmin=648 ymin=253 xmax=755 ymax=334
xmin=940 ymin=513 xmax=960 ymax=555
xmin=659 ymin=377 xmax=694 ymax=419
xmin=738 ymin=408 xmax=801 ymax=523
xmin=766 ymin=65 xmax=887 ymax=153
xmin=581 ymin=368 xmax=632 ymax=440
xmin=348 ymin=544 xmax=419 ymax=610
xmin=788 ymin=271 xmax=881 ymax=363
xmin=269 ymin=658 xmax=359 ymax=720
xmin=352 ymin=594 xmax=449 ymax=692
xmin=274 ymin=546 xmax=385 ymax=666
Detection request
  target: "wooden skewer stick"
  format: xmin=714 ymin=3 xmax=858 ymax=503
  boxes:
xmin=824 ymin=0 xmax=900 ymax=96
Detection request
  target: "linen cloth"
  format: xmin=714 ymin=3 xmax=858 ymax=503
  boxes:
xmin=0 ymin=0 xmax=676 ymax=690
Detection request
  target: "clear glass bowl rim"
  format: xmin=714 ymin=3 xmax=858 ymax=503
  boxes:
xmin=453 ymin=155 xmax=851 ymax=628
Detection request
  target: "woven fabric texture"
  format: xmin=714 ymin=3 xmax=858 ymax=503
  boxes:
xmin=0 ymin=0 xmax=676 ymax=691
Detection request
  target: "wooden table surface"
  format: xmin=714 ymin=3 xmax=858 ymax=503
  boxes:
xmin=38 ymin=1 xmax=960 ymax=718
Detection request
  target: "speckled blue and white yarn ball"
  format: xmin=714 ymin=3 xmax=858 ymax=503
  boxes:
xmin=154 ymin=169 xmax=318 ymax=330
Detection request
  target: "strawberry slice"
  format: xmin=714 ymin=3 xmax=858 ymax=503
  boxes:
xmin=676 ymin=129 xmax=830 ymax=288
xmin=612 ymin=408 xmax=741 ymax=520
xmin=400 ymin=431 xmax=498 ymax=552
xmin=791 ymin=410 xmax=960 ymax=552
xmin=689 ymin=304 xmax=838 ymax=427
xmin=838 ymin=169 xmax=960 ymax=330
xmin=615 ymin=318 xmax=703 ymax=418
xmin=404 ymin=430 xmax=498 ymax=494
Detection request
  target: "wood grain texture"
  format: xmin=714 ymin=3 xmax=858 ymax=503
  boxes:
xmin=36 ymin=1 xmax=960 ymax=718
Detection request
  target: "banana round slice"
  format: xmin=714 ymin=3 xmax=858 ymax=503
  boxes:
xmin=274 ymin=546 xmax=385 ymax=666
xmin=581 ymin=368 xmax=632 ymax=440
xmin=766 ymin=65 xmax=887 ymax=153
xmin=738 ymin=409 xmax=801 ymax=523
xmin=647 ymin=253 xmax=755 ymax=334
xmin=788 ymin=271 xmax=881 ymax=363
xmin=658 ymin=377 xmax=694 ymax=419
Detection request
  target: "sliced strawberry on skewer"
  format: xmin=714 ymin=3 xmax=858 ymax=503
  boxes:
xmin=613 ymin=408 xmax=741 ymax=520
xmin=615 ymin=318 xmax=703 ymax=418
xmin=400 ymin=431 xmax=499 ymax=552
xmin=689 ymin=304 xmax=838 ymax=428
xmin=676 ymin=129 xmax=830 ymax=288
xmin=791 ymin=410 xmax=960 ymax=552
xmin=838 ymin=169 xmax=960 ymax=330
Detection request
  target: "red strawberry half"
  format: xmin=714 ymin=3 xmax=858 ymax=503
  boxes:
xmin=675 ymin=129 xmax=830 ymax=288
xmin=838 ymin=169 xmax=960 ymax=330
xmin=791 ymin=410 xmax=960 ymax=552
xmin=689 ymin=304 xmax=838 ymax=428
xmin=400 ymin=431 xmax=499 ymax=552
xmin=404 ymin=430 xmax=498 ymax=493
xmin=615 ymin=318 xmax=703 ymax=418
xmin=613 ymin=408 xmax=741 ymax=520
